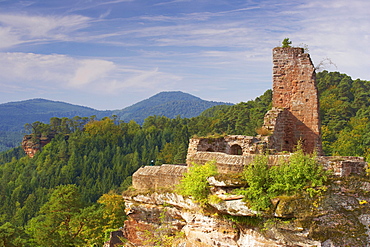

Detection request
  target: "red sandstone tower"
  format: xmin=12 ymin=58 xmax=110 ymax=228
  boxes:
xmin=264 ymin=47 xmax=323 ymax=154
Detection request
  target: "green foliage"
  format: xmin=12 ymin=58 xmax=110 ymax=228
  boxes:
xmin=282 ymin=38 xmax=292 ymax=48
xmin=0 ymin=222 xmax=28 ymax=247
xmin=176 ymin=161 xmax=218 ymax=205
xmin=235 ymin=155 xmax=272 ymax=211
xmin=317 ymin=71 xmax=370 ymax=157
xmin=236 ymin=146 xmax=328 ymax=211
xmin=199 ymin=90 xmax=272 ymax=136
xmin=0 ymin=147 xmax=25 ymax=165
xmin=0 ymin=115 xmax=195 ymax=236
xmin=0 ymin=132 xmax=23 ymax=153
xmin=26 ymin=185 xmax=126 ymax=247
xmin=97 ymin=193 xmax=126 ymax=229
xmin=27 ymin=184 xmax=84 ymax=246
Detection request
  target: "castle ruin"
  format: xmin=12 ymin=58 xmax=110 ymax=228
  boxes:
xmin=132 ymin=46 xmax=367 ymax=191
xmin=263 ymin=47 xmax=323 ymax=154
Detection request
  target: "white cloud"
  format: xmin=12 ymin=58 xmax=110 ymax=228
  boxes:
xmin=0 ymin=52 xmax=74 ymax=84
xmin=287 ymin=0 xmax=370 ymax=79
xmin=153 ymin=0 xmax=192 ymax=7
xmin=0 ymin=52 xmax=182 ymax=95
xmin=68 ymin=0 xmax=133 ymax=12
xmin=70 ymin=59 xmax=116 ymax=88
xmin=0 ymin=13 xmax=91 ymax=48
xmin=0 ymin=26 xmax=21 ymax=48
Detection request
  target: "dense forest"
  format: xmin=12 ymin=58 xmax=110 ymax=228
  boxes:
xmin=0 ymin=71 xmax=369 ymax=246
xmin=0 ymin=92 xmax=231 ymax=152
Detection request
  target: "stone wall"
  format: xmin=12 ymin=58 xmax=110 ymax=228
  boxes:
xmin=186 ymin=135 xmax=266 ymax=160
xmin=263 ymin=107 xmax=289 ymax=153
xmin=318 ymin=156 xmax=367 ymax=177
xmin=265 ymin=47 xmax=323 ymax=154
xmin=132 ymin=153 xmax=367 ymax=191
xmin=187 ymin=151 xmax=255 ymax=173
xmin=187 ymin=151 xmax=288 ymax=174
xmin=187 ymin=151 xmax=367 ymax=176
xmin=132 ymin=164 xmax=187 ymax=191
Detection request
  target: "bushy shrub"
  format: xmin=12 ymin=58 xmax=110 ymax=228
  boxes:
xmin=236 ymin=146 xmax=328 ymax=211
xmin=235 ymin=155 xmax=272 ymax=211
xmin=176 ymin=161 xmax=218 ymax=205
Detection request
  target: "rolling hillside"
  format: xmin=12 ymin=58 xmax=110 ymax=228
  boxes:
xmin=113 ymin=91 xmax=232 ymax=124
xmin=0 ymin=92 xmax=232 ymax=151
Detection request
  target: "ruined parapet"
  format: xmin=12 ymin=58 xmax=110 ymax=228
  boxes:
xmin=265 ymin=47 xmax=323 ymax=154
xmin=187 ymin=151 xmax=255 ymax=173
xmin=132 ymin=164 xmax=187 ymax=191
xmin=318 ymin=156 xmax=368 ymax=177
xmin=186 ymin=151 xmax=367 ymax=177
xmin=187 ymin=151 xmax=287 ymax=174
xmin=186 ymin=135 xmax=267 ymax=162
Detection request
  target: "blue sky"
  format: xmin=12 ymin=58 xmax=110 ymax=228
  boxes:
xmin=0 ymin=0 xmax=369 ymax=110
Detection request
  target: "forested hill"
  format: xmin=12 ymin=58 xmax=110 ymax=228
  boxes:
xmin=317 ymin=71 xmax=370 ymax=157
xmin=0 ymin=98 xmax=104 ymax=131
xmin=112 ymin=91 xmax=233 ymax=124
xmin=0 ymin=92 xmax=230 ymax=132
xmin=0 ymin=92 xmax=232 ymax=151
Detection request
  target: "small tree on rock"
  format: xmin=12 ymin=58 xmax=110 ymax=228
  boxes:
xmin=282 ymin=38 xmax=292 ymax=48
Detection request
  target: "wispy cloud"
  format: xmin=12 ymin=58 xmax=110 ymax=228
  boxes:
xmin=69 ymin=59 xmax=116 ymax=88
xmin=67 ymin=0 xmax=133 ymax=13
xmin=0 ymin=52 xmax=181 ymax=95
xmin=153 ymin=0 xmax=192 ymax=7
xmin=0 ymin=13 xmax=91 ymax=48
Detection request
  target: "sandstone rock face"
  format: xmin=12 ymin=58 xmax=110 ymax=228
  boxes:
xmin=265 ymin=47 xmax=323 ymax=154
xmin=22 ymin=134 xmax=55 ymax=158
xmin=123 ymin=176 xmax=370 ymax=247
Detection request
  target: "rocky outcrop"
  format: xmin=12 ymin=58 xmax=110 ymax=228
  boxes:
xmin=122 ymin=175 xmax=370 ymax=246
xmin=21 ymin=134 xmax=55 ymax=158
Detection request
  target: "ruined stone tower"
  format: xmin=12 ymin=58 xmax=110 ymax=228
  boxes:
xmin=263 ymin=47 xmax=323 ymax=154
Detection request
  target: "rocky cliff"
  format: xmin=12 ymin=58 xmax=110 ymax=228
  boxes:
xmin=121 ymin=174 xmax=370 ymax=246
xmin=21 ymin=134 xmax=55 ymax=158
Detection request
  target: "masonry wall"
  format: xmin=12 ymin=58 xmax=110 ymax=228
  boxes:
xmin=132 ymin=155 xmax=367 ymax=191
xmin=186 ymin=135 xmax=266 ymax=162
xmin=187 ymin=151 xmax=367 ymax=176
xmin=268 ymin=47 xmax=323 ymax=154
xmin=132 ymin=164 xmax=187 ymax=190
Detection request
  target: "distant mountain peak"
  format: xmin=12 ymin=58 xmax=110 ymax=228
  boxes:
xmin=113 ymin=91 xmax=232 ymax=124
xmin=149 ymin=91 xmax=202 ymax=101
